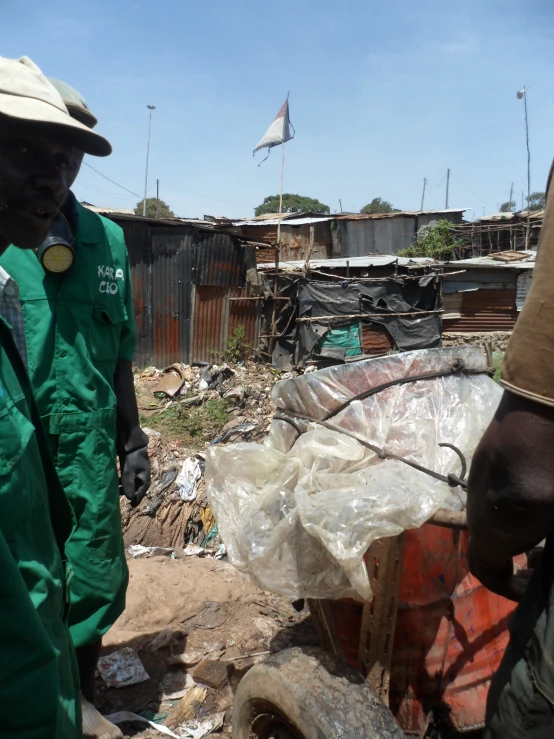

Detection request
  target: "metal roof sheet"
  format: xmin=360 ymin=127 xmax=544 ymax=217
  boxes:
xmin=443 ymin=251 xmax=536 ymax=270
xmin=233 ymin=208 xmax=469 ymax=228
xmin=232 ymin=215 xmax=336 ymax=227
xmin=258 ymin=255 xmax=436 ymax=271
xmin=82 ymin=204 xmax=136 ymax=215
xmin=476 ymin=210 xmax=544 ymax=222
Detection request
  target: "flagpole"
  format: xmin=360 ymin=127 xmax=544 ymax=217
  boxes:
xmin=277 ymin=140 xmax=285 ymax=245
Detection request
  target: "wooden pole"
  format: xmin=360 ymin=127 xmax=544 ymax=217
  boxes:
xmin=420 ymin=178 xmax=427 ymax=211
xmin=270 ymin=141 xmax=285 ymax=363
xmin=523 ymin=90 xmax=531 ymax=250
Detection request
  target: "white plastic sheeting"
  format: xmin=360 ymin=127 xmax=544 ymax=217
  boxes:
xmin=206 ymin=347 xmax=502 ymax=601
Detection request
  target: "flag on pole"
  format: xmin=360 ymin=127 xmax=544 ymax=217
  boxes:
xmin=253 ymin=97 xmax=294 ymax=159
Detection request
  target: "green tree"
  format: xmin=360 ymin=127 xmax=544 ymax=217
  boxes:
xmin=499 ymin=200 xmax=516 ymax=213
xmin=360 ymin=197 xmax=400 ymax=215
xmin=398 ymin=220 xmax=463 ymax=261
xmin=526 ymin=191 xmax=546 ymax=211
xmin=135 ymin=198 xmax=175 ymax=219
xmin=254 ymin=194 xmax=330 ymax=216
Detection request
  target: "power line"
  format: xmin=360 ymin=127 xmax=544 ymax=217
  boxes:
xmin=83 ymin=161 xmax=143 ymax=200
xmin=431 ymin=174 xmax=447 ymax=189
xmin=77 ymin=177 xmax=135 ymax=200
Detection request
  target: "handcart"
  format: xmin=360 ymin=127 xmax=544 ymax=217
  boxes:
xmin=217 ymin=348 xmax=516 ymax=737
xmin=232 ymin=507 xmax=520 ymax=738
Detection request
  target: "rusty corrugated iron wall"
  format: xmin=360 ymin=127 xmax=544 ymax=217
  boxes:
xmin=229 ymin=287 xmax=260 ymax=352
xmin=112 ymin=217 xmax=258 ymax=367
xmin=442 ymin=289 xmax=518 ymax=332
xmin=193 ymin=286 xmax=227 ymax=363
xmin=442 ymin=267 xmax=519 ymax=333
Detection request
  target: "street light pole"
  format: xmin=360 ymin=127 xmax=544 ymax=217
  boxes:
xmin=143 ymin=104 xmax=156 ymax=217
xmin=517 ymin=87 xmax=531 ymax=249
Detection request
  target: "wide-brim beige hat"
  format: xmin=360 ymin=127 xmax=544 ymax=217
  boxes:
xmin=48 ymin=77 xmax=98 ymax=129
xmin=0 ymin=56 xmax=111 ymax=157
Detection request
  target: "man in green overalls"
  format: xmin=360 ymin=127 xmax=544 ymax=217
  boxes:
xmin=0 ymin=55 xmax=112 ymax=738
xmin=468 ymin=162 xmax=554 ymax=737
xmin=0 ymin=76 xmax=151 ymax=737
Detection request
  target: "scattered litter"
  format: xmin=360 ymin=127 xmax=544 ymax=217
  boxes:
xmin=192 ymin=601 xmax=226 ymax=630
xmin=179 ymin=610 xmax=198 ymax=624
xmin=98 ymin=647 xmax=150 ymax=688
xmin=167 ymin=652 xmax=204 ymax=668
xmin=160 ymin=672 xmax=196 ymax=701
xmin=164 ymin=686 xmax=207 ymax=731
xmin=126 ymin=360 xmax=290 ymax=553
xmin=223 ymin=384 xmax=245 ymax=403
xmin=127 ymin=545 xmax=174 ymax=558
xmin=210 ymin=422 xmax=257 ymax=445
xmin=190 ymin=659 xmax=228 ymax=690
xmin=304 ymin=364 xmax=317 ymax=373
xmin=106 ymin=711 xmax=179 ymax=738
xmin=138 ymin=366 xmax=162 ymax=380
xmin=179 ymin=712 xmax=225 ymax=739
xmin=107 ymin=711 xmax=178 ymax=738
xmin=182 ymin=545 xmax=204 ymax=557
xmin=176 ymin=458 xmax=203 ymax=502
xmin=147 ymin=628 xmax=175 ymax=652
xmin=220 ymin=650 xmax=271 ymax=662
xmin=153 ymin=364 xmax=193 ymax=398
xmin=201 ymin=365 xmax=235 ymax=393
xmin=153 ymin=468 xmax=179 ymax=495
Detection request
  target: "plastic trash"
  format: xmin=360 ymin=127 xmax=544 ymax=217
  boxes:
xmin=176 ymin=458 xmax=203 ymax=502
xmin=210 ymin=422 xmax=257 ymax=445
xmin=179 ymin=713 xmax=225 ymax=739
xmin=105 ymin=712 xmax=179 ymax=738
xmin=127 ymin=545 xmax=174 ymax=558
xmin=206 ymin=347 xmax=502 ymax=601
xmin=97 ymin=647 xmax=150 ymax=688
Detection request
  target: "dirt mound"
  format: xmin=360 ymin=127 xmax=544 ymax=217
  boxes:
xmin=98 ymin=556 xmax=318 ymax=738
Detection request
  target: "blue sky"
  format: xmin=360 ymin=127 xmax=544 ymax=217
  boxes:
xmin=5 ymin=0 xmax=553 ymax=219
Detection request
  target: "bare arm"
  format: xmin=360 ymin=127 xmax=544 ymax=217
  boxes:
xmin=467 ymin=390 xmax=554 ymax=600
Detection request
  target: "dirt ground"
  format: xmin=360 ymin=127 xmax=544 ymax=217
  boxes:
xmin=96 ymin=555 xmax=318 ymax=738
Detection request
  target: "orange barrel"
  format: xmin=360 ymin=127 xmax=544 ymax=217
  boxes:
xmin=390 ymin=524 xmax=520 ymax=734
xmin=311 ymin=524 xmax=520 ymax=735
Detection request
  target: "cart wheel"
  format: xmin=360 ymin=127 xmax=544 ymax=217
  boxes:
xmin=232 ymin=646 xmax=404 ymax=739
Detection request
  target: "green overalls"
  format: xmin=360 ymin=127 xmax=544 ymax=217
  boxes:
xmin=485 ymin=538 xmax=554 ymax=737
xmin=0 ymin=201 xmax=136 ymax=648
xmin=0 ymin=313 xmax=80 ymax=737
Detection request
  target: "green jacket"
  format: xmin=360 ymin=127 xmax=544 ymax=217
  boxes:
xmin=0 ymin=201 xmax=136 ymax=647
xmin=0 ymin=315 xmax=80 ymax=738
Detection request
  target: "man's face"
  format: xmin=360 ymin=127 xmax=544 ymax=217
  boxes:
xmin=0 ymin=119 xmax=82 ymax=251
xmin=66 ymin=150 xmax=84 ymax=189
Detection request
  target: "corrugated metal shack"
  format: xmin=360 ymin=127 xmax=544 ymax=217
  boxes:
xmin=442 ymin=251 xmax=535 ymax=333
xmin=91 ymin=210 xmax=260 ymax=367
xmin=258 ymin=256 xmax=443 ymax=370
xmin=331 ymin=209 xmax=467 ymax=258
xmin=221 ymin=209 xmax=468 ymax=263
xmin=212 ymin=213 xmax=335 ymax=263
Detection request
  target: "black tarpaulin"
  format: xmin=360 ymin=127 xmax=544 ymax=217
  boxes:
xmin=295 ymin=277 xmax=441 ymax=365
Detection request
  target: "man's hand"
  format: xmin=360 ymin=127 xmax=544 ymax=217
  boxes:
xmin=120 ymin=446 xmax=150 ymax=507
xmin=114 ymin=358 xmax=151 ymax=507
xmin=467 ymin=540 xmax=533 ymax=602
xmin=467 ymin=391 xmax=554 ymax=599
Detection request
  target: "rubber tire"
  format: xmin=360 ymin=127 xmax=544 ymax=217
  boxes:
xmin=232 ymin=646 xmax=405 ymax=739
